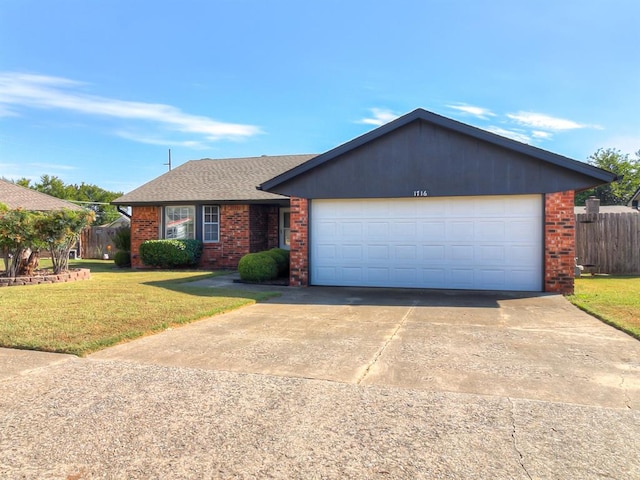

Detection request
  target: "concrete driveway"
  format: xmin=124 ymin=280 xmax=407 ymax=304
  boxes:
xmin=2 ymin=282 xmax=640 ymax=479
xmin=91 ymin=285 xmax=639 ymax=409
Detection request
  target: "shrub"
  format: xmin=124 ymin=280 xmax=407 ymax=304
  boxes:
xmin=111 ymin=226 xmax=131 ymax=252
xmin=113 ymin=250 xmax=131 ymax=268
xmin=265 ymin=248 xmax=290 ymax=276
xmin=238 ymin=252 xmax=278 ymax=282
xmin=139 ymin=239 xmax=203 ymax=268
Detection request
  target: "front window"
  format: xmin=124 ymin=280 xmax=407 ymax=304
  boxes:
xmin=203 ymin=205 xmax=220 ymax=242
xmin=165 ymin=206 xmax=195 ymax=239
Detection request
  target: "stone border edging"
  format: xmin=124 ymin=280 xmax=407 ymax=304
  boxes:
xmin=0 ymin=268 xmax=91 ymax=287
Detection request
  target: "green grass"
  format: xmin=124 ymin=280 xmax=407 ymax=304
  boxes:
xmin=0 ymin=259 xmax=278 ymax=356
xmin=568 ymin=276 xmax=640 ymax=340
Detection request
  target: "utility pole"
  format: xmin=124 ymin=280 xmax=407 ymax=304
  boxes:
xmin=164 ymin=148 xmax=172 ymax=171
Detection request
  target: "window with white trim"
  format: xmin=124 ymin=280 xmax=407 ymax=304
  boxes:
xmin=203 ymin=205 xmax=220 ymax=242
xmin=165 ymin=206 xmax=195 ymax=239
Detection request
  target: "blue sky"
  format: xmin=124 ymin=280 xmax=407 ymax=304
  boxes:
xmin=1 ymin=0 xmax=638 ymax=194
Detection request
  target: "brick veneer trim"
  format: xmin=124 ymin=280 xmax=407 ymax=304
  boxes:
xmin=544 ymin=190 xmax=575 ymax=294
xmin=289 ymin=197 xmax=309 ymax=286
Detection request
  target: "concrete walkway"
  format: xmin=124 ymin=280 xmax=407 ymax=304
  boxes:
xmin=1 ymin=279 xmax=639 ymax=479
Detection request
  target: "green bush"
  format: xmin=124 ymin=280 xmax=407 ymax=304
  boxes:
xmin=113 ymin=250 xmax=131 ymax=268
xmin=265 ymin=248 xmax=290 ymax=275
xmin=110 ymin=226 xmax=131 ymax=252
xmin=238 ymin=252 xmax=278 ymax=282
xmin=139 ymin=239 xmax=203 ymax=268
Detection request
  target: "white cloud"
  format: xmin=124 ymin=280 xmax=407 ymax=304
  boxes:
xmin=531 ymin=130 xmax=552 ymax=139
xmin=0 ymin=72 xmax=261 ymax=143
xmin=447 ymin=103 xmax=495 ymax=119
xmin=114 ymin=131 xmax=210 ymax=149
xmin=485 ymin=126 xmax=531 ymax=144
xmin=359 ymin=108 xmax=399 ymax=126
xmin=506 ymin=111 xmax=597 ymax=131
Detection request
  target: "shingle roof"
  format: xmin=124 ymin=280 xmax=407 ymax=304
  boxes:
xmin=112 ymin=154 xmax=317 ymax=205
xmin=0 ymin=179 xmax=83 ymax=211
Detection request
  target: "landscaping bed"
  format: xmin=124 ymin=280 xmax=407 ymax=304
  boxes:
xmin=0 ymin=268 xmax=90 ymax=287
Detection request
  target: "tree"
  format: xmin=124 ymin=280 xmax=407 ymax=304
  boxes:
xmin=0 ymin=206 xmax=94 ymax=276
xmin=16 ymin=175 xmax=122 ymax=226
xmin=0 ymin=205 xmax=46 ymax=277
xmin=37 ymin=209 xmax=95 ymax=274
xmin=575 ymin=148 xmax=640 ymax=205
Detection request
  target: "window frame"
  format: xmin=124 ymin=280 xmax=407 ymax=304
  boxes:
xmin=202 ymin=205 xmax=220 ymax=243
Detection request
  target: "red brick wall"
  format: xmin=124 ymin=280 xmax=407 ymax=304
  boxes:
xmin=131 ymin=206 xmax=161 ymax=268
xmin=267 ymin=207 xmax=280 ymax=249
xmin=289 ymin=197 xmax=309 ymax=286
xmin=544 ymin=191 xmax=575 ymax=294
xmin=249 ymin=205 xmax=279 ymax=253
xmin=200 ymin=204 xmax=251 ymax=268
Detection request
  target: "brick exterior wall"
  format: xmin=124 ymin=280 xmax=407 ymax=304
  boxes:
xmin=130 ymin=204 xmax=282 ymax=270
xmin=289 ymin=197 xmax=309 ymax=286
xmin=130 ymin=206 xmax=161 ymax=268
xmin=249 ymin=205 xmax=279 ymax=253
xmin=200 ymin=205 xmax=250 ymax=268
xmin=544 ymin=190 xmax=575 ymax=294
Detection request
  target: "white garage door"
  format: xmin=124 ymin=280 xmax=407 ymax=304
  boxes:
xmin=310 ymin=195 xmax=543 ymax=291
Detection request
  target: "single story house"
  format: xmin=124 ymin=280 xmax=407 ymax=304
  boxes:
xmin=0 ymin=179 xmax=84 ymax=212
xmin=113 ymin=109 xmax=616 ymax=294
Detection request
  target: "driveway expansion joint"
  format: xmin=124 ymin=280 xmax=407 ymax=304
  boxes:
xmin=356 ymin=301 xmax=418 ymax=385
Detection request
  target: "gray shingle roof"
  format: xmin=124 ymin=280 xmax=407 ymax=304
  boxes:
xmin=112 ymin=154 xmax=317 ymax=205
xmin=0 ymin=179 xmax=83 ymax=211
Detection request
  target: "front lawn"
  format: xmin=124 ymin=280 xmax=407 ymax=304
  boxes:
xmin=0 ymin=260 xmax=278 ymax=356
xmin=568 ymin=276 xmax=640 ymax=340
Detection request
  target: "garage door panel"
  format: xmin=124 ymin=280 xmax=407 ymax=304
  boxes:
xmin=420 ymin=221 xmax=446 ymax=239
xmin=311 ymin=196 xmax=542 ymax=291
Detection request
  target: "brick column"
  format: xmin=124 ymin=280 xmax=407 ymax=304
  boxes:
xmin=131 ymin=206 xmax=161 ymax=268
xmin=289 ymin=197 xmax=309 ymax=286
xmin=544 ymin=191 xmax=575 ymax=294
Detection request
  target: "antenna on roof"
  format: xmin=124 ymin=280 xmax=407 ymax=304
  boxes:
xmin=164 ymin=149 xmax=172 ymax=171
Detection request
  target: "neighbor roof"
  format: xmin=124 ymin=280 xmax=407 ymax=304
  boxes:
xmin=628 ymin=186 xmax=640 ymax=207
xmin=260 ymin=108 xmax=617 ymax=192
xmin=0 ymin=179 xmax=84 ymax=211
xmin=112 ymin=154 xmax=317 ymax=205
xmin=574 ymin=205 xmax=639 ymax=214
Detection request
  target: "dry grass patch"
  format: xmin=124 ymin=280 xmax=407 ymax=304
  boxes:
xmin=568 ymin=275 xmax=640 ymax=340
xmin=0 ymin=260 xmax=278 ymax=356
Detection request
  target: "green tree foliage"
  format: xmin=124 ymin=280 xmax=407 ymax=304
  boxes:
xmin=36 ymin=209 xmax=95 ymax=274
xmin=0 ymin=206 xmax=94 ymax=276
xmin=17 ymin=175 xmax=123 ymax=225
xmin=0 ymin=205 xmax=46 ymax=277
xmin=576 ymin=148 xmax=640 ymax=205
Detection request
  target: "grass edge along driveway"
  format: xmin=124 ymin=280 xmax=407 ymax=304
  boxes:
xmin=0 ymin=260 xmax=278 ymax=356
xmin=568 ymin=275 xmax=640 ymax=340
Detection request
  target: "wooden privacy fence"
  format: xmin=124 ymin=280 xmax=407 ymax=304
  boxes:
xmin=575 ymin=212 xmax=640 ymax=275
xmin=79 ymin=226 xmax=119 ymax=259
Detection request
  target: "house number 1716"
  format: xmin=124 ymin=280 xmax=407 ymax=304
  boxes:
xmin=413 ymin=190 xmax=429 ymax=197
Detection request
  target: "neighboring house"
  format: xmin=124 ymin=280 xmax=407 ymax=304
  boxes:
xmin=0 ymin=179 xmax=83 ymax=211
xmin=629 ymin=186 xmax=640 ymax=210
xmin=113 ymin=109 xmax=616 ymax=294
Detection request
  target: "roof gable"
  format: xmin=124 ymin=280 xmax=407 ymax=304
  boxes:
xmin=0 ymin=179 xmax=83 ymax=211
xmin=112 ymin=154 xmax=316 ymax=205
xmin=260 ymin=109 xmax=617 ymax=198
